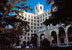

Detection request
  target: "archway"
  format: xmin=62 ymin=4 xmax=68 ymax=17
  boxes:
xmin=58 ymin=27 xmax=66 ymax=45
xmin=31 ymin=34 xmax=37 ymax=47
xmin=51 ymin=31 xmax=57 ymax=45
xmin=21 ymin=41 xmax=26 ymax=48
xmin=40 ymin=34 xmax=45 ymax=47
xmin=40 ymin=34 xmax=45 ymax=41
xmin=67 ymin=26 xmax=72 ymax=45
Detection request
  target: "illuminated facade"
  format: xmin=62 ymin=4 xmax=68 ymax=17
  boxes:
xmin=18 ymin=3 xmax=72 ymax=47
xmin=18 ymin=3 xmax=51 ymax=46
xmin=38 ymin=23 xmax=72 ymax=47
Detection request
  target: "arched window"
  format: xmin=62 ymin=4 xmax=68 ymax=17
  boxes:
xmin=36 ymin=6 xmax=37 ymax=10
xmin=40 ymin=6 xmax=42 ymax=10
xmin=51 ymin=31 xmax=57 ymax=43
xmin=67 ymin=26 xmax=72 ymax=42
xmin=58 ymin=27 xmax=66 ymax=43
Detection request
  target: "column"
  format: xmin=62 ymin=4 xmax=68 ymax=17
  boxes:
xmin=37 ymin=35 xmax=40 ymax=48
xmin=57 ymin=34 xmax=59 ymax=46
xmin=65 ymin=31 xmax=68 ymax=46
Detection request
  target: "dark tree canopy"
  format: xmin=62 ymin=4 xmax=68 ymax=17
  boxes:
xmin=44 ymin=0 xmax=72 ymax=26
xmin=0 ymin=0 xmax=31 ymax=48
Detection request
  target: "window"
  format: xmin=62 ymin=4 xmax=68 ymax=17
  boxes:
xmin=37 ymin=27 xmax=39 ymax=29
xmin=40 ymin=6 xmax=42 ymax=10
xmin=45 ymin=14 xmax=47 ymax=16
xmin=31 ymin=16 xmax=33 ymax=18
xmin=36 ymin=6 xmax=37 ymax=10
xmin=25 ymin=33 xmax=26 ymax=35
xmin=31 ymin=19 xmax=33 ymax=21
xmin=34 ymin=17 xmax=36 ymax=19
xmin=41 ymin=20 xmax=42 ymax=22
xmin=31 ymin=30 xmax=33 ymax=32
xmin=43 ymin=18 xmax=44 ymax=20
xmin=37 ymin=20 xmax=39 ymax=22
xmin=34 ymin=27 xmax=36 ymax=29
xmin=28 ymin=18 xmax=30 ymax=21
xmin=25 ymin=37 xmax=26 ymax=39
xmin=34 ymin=30 xmax=36 ymax=32
xmin=28 ymin=33 xmax=30 ymax=36
xmin=22 ymin=17 xmax=24 ymax=19
xmin=31 ymin=26 xmax=33 ymax=28
xmin=21 ymin=36 xmax=22 ymax=38
xmin=28 ymin=15 xmax=30 ymax=17
xmin=41 ymin=23 xmax=42 ymax=25
xmin=31 ymin=23 xmax=33 ymax=25
xmin=28 ymin=37 xmax=29 ymax=40
xmin=37 ymin=17 xmax=39 ymax=19
xmin=25 ymin=14 xmax=27 ymax=17
xmin=34 ymin=23 xmax=36 ymax=25
xmin=43 ymin=15 xmax=44 ymax=17
xmin=48 ymin=12 xmax=50 ymax=14
xmin=40 ymin=27 xmax=42 ymax=29
xmin=37 ymin=24 xmax=39 ymax=26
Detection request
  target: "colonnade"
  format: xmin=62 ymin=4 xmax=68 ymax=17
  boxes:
xmin=37 ymin=25 xmax=72 ymax=47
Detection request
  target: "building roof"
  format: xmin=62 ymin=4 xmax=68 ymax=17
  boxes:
xmin=35 ymin=2 xmax=43 ymax=6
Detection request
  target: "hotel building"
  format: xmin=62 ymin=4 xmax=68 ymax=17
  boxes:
xmin=18 ymin=3 xmax=51 ymax=46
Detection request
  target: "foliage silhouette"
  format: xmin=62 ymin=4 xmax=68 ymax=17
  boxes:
xmin=44 ymin=0 xmax=72 ymax=26
xmin=0 ymin=0 xmax=32 ymax=48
